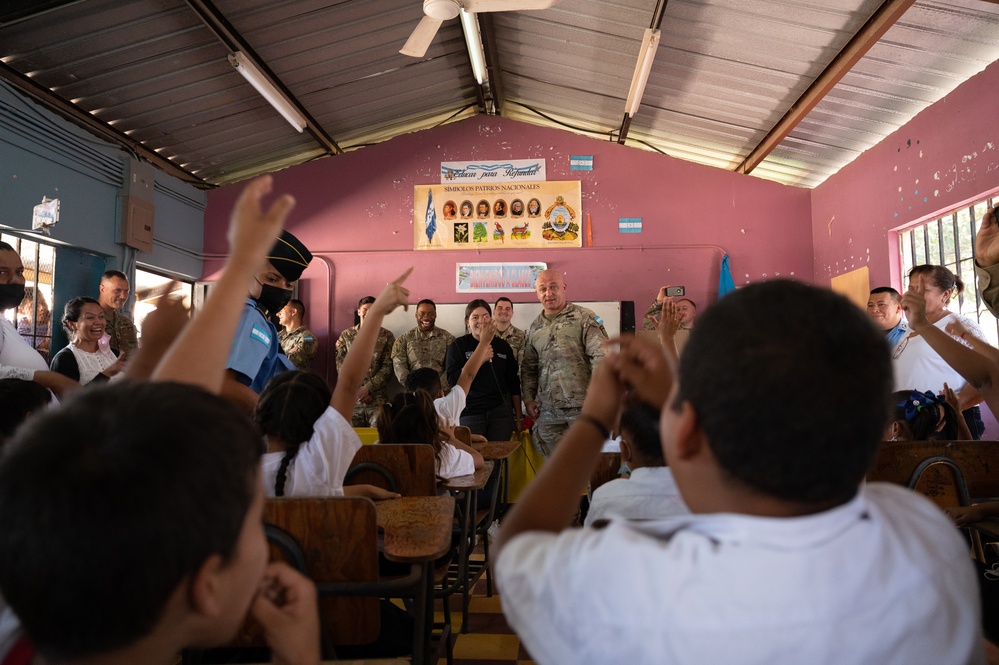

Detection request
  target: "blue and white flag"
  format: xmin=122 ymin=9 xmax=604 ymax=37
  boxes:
xmin=570 ymin=155 xmax=593 ymax=171
xmin=619 ymin=217 xmax=642 ymax=233
xmin=425 ymin=189 xmax=437 ymax=244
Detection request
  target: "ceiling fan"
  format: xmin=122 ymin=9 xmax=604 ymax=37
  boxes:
xmin=400 ymin=0 xmax=559 ymax=58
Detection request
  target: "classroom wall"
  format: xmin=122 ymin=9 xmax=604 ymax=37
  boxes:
xmin=812 ymin=59 xmax=999 ymax=438
xmin=811 ymin=59 xmax=999 ymax=290
xmin=203 ymin=116 xmax=814 ymax=381
xmin=0 ymin=82 xmax=206 ymax=280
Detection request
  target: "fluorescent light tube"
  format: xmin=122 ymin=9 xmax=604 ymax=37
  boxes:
xmin=624 ymin=29 xmax=661 ymax=118
xmin=228 ymin=51 xmax=307 ymax=133
xmin=460 ymin=9 xmax=486 ymax=85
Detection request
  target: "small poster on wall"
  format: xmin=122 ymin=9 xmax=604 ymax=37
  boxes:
xmin=414 ymin=181 xmax=583 ymax=250
xmin=441 ymin=159 xmax=546 ymax=183
xmin=456 ymin=262 xmax=548 ymax=293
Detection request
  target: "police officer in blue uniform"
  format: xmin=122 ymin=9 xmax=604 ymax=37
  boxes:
xmin=221 ymin=229 xmax=312 ymax=413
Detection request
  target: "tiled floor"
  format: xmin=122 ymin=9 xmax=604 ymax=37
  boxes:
xmin=437 ymin=568 xmax=534 ymax=665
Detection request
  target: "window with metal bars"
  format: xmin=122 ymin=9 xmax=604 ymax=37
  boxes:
xmin=899 ymin=195 xmax=999 ymax=348
xmin=1 ymin=233 xmax=55 ymax=362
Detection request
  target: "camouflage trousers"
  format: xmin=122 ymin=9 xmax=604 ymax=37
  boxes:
xmin=532 ymin=406 xmax=582 ymax=458
xmin=351 ymin=402 xmax=382 ymax=428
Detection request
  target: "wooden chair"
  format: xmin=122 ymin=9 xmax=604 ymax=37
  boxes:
xmin=867 ymin=440 xmax=999 ymax=501
xmin=257 ymin=497 xmax=439 ymax=663
xmin=345 ymin=443 xmax=437 ymax=497
xmin=868 ymin=440 xmax=999 ymax=561
xmin=263 ymin=498 xmax=381 ymax=647
xmin=452 ymin=426 xmax=472 ymax=446
xmin=590 ymin=452 xmax=623 ymax=493
xmin=909 ymin=459 xmax=970 ymax=509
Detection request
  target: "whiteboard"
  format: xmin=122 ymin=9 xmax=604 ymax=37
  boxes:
xmin=380 ymin=300 xmax=621 ymax=340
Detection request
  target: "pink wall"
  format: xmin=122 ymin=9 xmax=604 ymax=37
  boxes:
xmin=812 ymin=59 xmax=999 ymax=438
xmin=812 ymin=59 xmax=999 ymax=290
xmin=204 ymin=116 xmax=813 ymax=382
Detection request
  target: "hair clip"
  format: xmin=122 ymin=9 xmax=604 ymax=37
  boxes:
xmin=896 ymin=389 xmax=940 ymax=421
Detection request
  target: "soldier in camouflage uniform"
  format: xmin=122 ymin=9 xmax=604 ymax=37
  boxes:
xmin=392 ymin=298 xmax=455 ymax=394
xmin=336 ymin=295 xmax=395 ymax=426
xmin=522 ymin=270 xmax=608 ymax=457
xmin=277 ymin=299 xmax=318 ymax=370
xmin=97 ymin=270 xmax=137 ymax=357
xmin=493 ymin=296 xmax=526 ymax=366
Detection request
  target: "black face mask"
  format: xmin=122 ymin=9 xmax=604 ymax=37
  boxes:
xmin=255 ymin=282 xmax=292 ymax=317
xmin=0 ymin=283 xmax=25 ymax=311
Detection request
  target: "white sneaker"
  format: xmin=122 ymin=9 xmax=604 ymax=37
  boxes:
xmin=487 ymin=519 xmax=501 ymax=543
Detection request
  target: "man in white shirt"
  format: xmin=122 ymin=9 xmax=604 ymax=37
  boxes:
xmin=0 ymin=243 xmax=78 ymax=397
xmin=496 ymin=280 xmax=982 ymax=665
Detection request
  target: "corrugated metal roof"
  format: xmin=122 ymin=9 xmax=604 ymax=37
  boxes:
xmin=0 ymin=0 xmax=996 ymax=188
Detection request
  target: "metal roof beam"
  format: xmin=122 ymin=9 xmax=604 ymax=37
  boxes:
xmin=182 ymin=0 xmax=343 ymax=156
xmin=735 ymin=0 xmax=917 ymax=175
xmin=479 ymin=12 xmax=505 ymax=115
xmin=0 ymin=61 xmax=208 ymax=188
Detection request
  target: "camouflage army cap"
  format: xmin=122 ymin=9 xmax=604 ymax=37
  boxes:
xmin=267 ymin=230 xmax=312 ymax=281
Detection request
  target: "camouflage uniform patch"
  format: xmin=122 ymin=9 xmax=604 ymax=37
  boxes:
xmin=278 ymin=326 xmax=319 ymax=370
xmin=496 ymin=324 xmax=526 ymax=367
xmin=392 ymin=326 xmax=455 ymax=393
xmin=336 ymin=324 xmax=395 ymax=427
xmin=105 ymin=309 xmax=137 ymax=357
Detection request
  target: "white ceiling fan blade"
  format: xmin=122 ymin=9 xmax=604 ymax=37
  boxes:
xmin=463 ymin=0 xmax=558 ymax=12
xmin=400 ymin=15 xmax=444 ymax=57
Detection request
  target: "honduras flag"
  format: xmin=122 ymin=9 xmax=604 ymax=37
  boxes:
xmin=425 ymin=190 xmax=437 ymax=244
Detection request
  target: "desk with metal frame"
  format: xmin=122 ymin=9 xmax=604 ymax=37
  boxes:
xmin=439 ymin=462 xmax=494 ymax=633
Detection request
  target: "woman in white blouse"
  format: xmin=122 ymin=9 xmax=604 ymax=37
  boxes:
xmin=892 ymin=264 xmax=984 ymax=436
xmin=49 ymin=297 xmax=124 ymax=385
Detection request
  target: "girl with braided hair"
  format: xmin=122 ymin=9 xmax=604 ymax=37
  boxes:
xmin=256 ymin=268 xmax=414 ymax=498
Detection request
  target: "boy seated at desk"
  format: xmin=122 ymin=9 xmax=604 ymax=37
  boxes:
xmin=495 ymin=280 xmax=982 ymax=665
xmin=0 ymin=176 xmax=321 ymax=665
xmin=584 ymin=401 xmax=688 ymax=526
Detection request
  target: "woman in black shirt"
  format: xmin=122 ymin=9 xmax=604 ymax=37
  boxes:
xmin=446 ymin=299 xmax=522 ymax=441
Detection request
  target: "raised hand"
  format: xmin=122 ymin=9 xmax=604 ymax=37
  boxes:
xmin=945 ymin=503 xmax=992 ymax=528
xmin=944 ymin=318 xmax=970 ymax=340
xmin=372 ymin=267 xmax=412 ymax=316
xmin=659 ymin=299 xmax=682 ymax=336
xmin=900 ymin=289 xmax=929 ymax=329
xmin=975 ymin=206 xmax=999 ymax=267
xmin=478 ymin=319 xmax=497 ymax=345
xmin=940 ymin=382 xmax=961 ymax=416
xmin=614 ymin=334 xmax=675 ymax=409
xmin=138 ymin=282 xmax=190 ymax=352
xmin=227 ymin=175 xmax=296 ymax=266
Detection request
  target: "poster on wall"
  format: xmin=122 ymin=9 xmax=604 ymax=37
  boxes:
xmin=456 ymin=262 xmax=548 ymax=293
xmin=441 ymin=159 xmax=546 ymax=183
xmin=414 ymin=181 xmax=582 ymax=251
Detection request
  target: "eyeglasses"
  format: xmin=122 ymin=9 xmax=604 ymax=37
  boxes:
xmin=892 ymin=333 xmax=914 ymax=360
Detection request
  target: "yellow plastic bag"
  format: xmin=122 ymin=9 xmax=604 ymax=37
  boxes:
xmin=506 ymin=429 xmax=546 ymax=503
